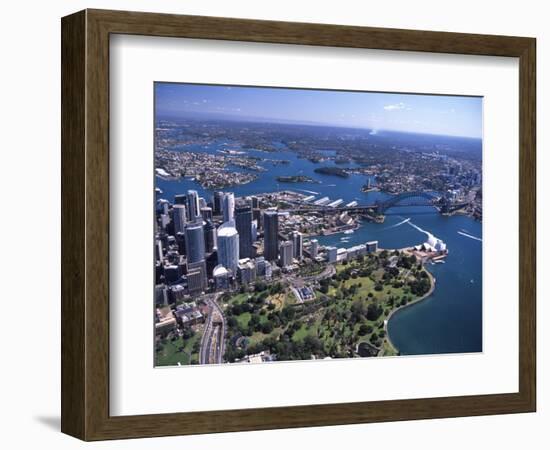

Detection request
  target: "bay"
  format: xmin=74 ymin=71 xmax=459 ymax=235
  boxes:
xmin=156 ymin=139 xmax=482 ymax=355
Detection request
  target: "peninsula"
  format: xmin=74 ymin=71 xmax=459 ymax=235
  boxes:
xmin=313 ymin=166 xmax=349 ymax=178
xmin=276 ymin=175 xmax=318 ymax=183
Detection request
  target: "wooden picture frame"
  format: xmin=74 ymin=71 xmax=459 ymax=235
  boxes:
xmin=61 ymin=9 xmax=536 ymax=441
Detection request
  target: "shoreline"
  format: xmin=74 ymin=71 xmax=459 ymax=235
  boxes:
xmin=381 ymin=268 xmax=436 ymax=356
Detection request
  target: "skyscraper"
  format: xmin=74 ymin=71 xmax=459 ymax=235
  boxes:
xmin=292 ymin=231 xmax=303 ymax=260
xmin=184 ymin=221 xmax=205 ymax=264
xmin=252 ymin=208 xmax=262 ymax=230
xmin=163 ymin=265 xmax=181 ymax=284
xmin=175 ymin=232 xmax=186 ymax=255
xmin=279 ymin=241 xmax=294 ymax=268
xmin=251 ymin=220 xmax=258 ymax=242
xmin=172 ymin=204 xmax=187 ymax=234
xmin=213 ymin=191 xmax=224 ymax=215
xmin=186 ymin=265 xmax=206 ymax=295
xmin=187 ymin=190 xmax=201 ymax=222
xmin=159 ymin=214 xmax=170 ymax=230
xmin=326 ymin=246 xmax=338 ymax=263
xmin=310 ymin=239 xmax=319 ymax=259
xmin=217 ymin=221 xmax=239 ymax=274
xmin=235 ymin=205 xmax=253 ymax=258
xmin=263 ymin=210 xmax=279 ymax=262
xmin=155 ymin=239 xmax=164 ymax=262
xmin=213 ymin=265 xmax=230 ymax=290
xmin=158 ymin=199 xmax=169 ymax=215
xmin=222 ymin=192 xmax=235 ymax=223
xmin=201 ymin=206 xmax=213 ymax=221
xmin=204 ymin=219 xmax=217 ymax=253
xmin=174 ymin=194 xmax=187 ymax=206
xmin=238 ymin=259 xmax=257 ymax=285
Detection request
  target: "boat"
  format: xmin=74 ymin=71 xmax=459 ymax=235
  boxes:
xmin=343 ymin=229 xmax=354 ymax=235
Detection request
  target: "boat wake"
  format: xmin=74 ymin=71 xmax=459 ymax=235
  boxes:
xmin=384 ymin=217 xmax=411 ymax=230
xmin=457 ymin=231 xmax=482 ymax=242
xmin=407 ymin=220 xmax=432 ymax=237
xmin=406 ymin=221 xmax=439 ymax=243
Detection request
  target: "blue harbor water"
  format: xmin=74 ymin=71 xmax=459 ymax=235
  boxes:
xmin=156 ymin=140 xmax=482 ymax=355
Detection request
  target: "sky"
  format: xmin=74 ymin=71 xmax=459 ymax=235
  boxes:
xmin=155 ymin=82 xmax=483 ymax=139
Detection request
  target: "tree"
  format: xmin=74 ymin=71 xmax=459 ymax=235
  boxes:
xmin=261 ymin=321 xmax=274 ymax=334
xmin=280 ymin=306 xmax=296 ymax=323
xmin=351 ymin=299 xmax=367 ymax=320
xmin=358 ymin=324 xmax=370 ymax=336
xmin=181 ymin=326 xmax=194 ymax=340
xmin=366 ymin=302 xmax=383 ymax=321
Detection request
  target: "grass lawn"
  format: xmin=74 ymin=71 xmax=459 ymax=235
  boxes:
xmin=236 ymin=312 xmax=251 ymax=328
xmin=380 ymin=338 xmax=399 ymax=356
xmin=249 ymin=328 xmax=282 ymax=345
xmin=227 ymin=293 xmax=249 ymax=305
xmin=156 ymin=332 xmax=201 ymax=367
xmin=291 ymin=313 xmax=324 ymax=343
xmin=291 ymin=323 xmax=310 ymax=342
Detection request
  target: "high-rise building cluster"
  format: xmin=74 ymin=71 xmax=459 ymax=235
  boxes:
xmin=155 ymin=190 xmax=308 ymax=302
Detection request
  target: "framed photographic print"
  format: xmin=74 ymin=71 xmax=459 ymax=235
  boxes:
xmin=61 ymin=9 xmax=536 ymax=441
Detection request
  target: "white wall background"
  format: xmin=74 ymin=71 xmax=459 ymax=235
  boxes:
xmin=0 ymin=0 xmax=546 ymax=448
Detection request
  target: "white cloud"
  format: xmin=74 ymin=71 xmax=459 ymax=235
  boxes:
xmin=383 ymin=102 xmax=407 ymax=111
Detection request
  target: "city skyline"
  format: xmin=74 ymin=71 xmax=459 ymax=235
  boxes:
xmin=155 ymin=82 xmax=483 ymax=139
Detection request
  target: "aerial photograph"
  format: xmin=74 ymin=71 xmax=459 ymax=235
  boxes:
xmin=153 ymin=83 xmax=483 ymax=366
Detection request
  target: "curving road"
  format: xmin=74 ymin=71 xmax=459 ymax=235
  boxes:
xmin=288 ymin=264 xmax=336 ymax=287
xmin=198 ymin=293 xmax=225 ymax=364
